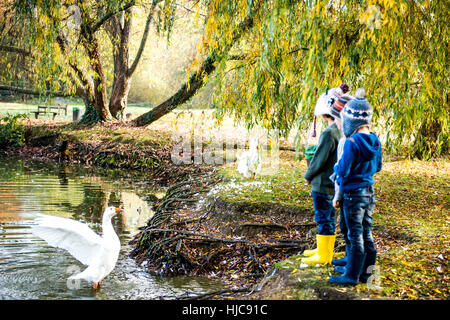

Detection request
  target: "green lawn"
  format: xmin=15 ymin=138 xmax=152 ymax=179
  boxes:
xmin=0 ymin=101 xmax=83 ymax=121
xmin=0 ymin=101 xmax=157 ymax=121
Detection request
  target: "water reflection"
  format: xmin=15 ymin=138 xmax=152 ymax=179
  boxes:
xmin=0 ymin=156 xmax=223 ymax=300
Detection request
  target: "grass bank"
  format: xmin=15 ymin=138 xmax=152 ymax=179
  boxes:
xmin=214 ymin=154 xmax=449 ymax=300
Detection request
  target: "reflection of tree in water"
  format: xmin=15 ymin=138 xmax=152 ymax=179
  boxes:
xmin=38 ymin=160 xmax=125 ymax=234
xmin=57 ymin=166 xmax=69 ymax=186
xmin=72 ymin=187 xmax=124 ymax=236
xmin=0 ymin=156 xmax=138 ymax=236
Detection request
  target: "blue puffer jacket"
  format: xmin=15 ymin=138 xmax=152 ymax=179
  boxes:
xmin=335 ymin=132 xmax=382 ymax=193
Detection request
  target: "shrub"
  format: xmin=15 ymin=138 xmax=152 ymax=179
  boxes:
xmin=0 ymin=114 xmax=27 ymax=149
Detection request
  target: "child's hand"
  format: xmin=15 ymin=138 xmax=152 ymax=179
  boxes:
xmin=305 ymin=180 xmax=311 ymax=185
xmin=333 ymin=199 xmax=340 ymax=209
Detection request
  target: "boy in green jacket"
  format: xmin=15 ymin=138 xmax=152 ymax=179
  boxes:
xmin=302 ymin=90 xmax=342 ymax=264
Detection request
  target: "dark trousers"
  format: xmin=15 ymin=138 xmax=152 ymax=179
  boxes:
xmin=312 ymin=191 xmax=336 ymax=235
xmin=339 ymin=200 xmax=348 ymax=244
xmin=343 ymin=186 xmax=377 ymax=280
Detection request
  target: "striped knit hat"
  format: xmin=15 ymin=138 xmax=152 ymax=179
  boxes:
xmin=331 ymin=95 xmax=352 ymax=119
xmin=314 ymin=87 xmax=343 ymax=117
xmin=342 ymin=95 xmax=373 ymax=137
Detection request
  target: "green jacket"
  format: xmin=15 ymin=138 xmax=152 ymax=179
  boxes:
xmin=304 ymin=123 xmax=342 ymax=195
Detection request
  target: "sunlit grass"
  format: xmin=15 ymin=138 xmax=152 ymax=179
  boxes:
xmin=216 ymin=155 xmax=450 ymax=299
xmin=0 ymin=101 xmax=157 ymax=121
xmin=215 ymin=151 xmax=312 ymax=210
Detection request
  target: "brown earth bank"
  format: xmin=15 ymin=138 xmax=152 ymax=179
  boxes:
xmin=130 ymin=169 xmax=317 ymax=284
xmin=0 ymin=120 xmax=193 ymax=184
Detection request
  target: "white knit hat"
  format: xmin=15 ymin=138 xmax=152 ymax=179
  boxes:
xmin=314 ymin=87 xmax=343 ymax=117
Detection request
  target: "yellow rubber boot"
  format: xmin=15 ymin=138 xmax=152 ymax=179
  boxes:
xmin=302 ymin=248 xmax=318 ymax=257
xmin=301 ymin=234 xmax=336 ymax=265
xmin=328 ymin=235 xmax=337 ymax=262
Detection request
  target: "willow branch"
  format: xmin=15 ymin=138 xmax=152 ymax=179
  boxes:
xmin=0 ymin=45 xmax=31 ymax=56
xmin=0 ymin=85 xmax=71 ymax=97
xmin=132 ymin=5 xmax=259 ymax=126
xmin=90 ymin=0 xmax=137 ymax=34
xmin=127 ymin=0 xmax=161 ymax=77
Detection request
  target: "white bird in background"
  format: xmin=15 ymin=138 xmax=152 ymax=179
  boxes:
xmin=31 ymin=206 xmax=123 ymax=290
xmin=67 ymin=5 xmax=81 ymax=30
xmin=237 ymin=138 xmax=261 ymax=179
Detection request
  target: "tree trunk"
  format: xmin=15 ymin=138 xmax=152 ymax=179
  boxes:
xmin=109 ymin=74 xmax=132 ymax=119
xmin=413 ymin=119 xmax=446 ymax=159
xmin=82 ymin=35 xmax=112 ymax=121
xmin=108 ymin=5 xmax=157 ymax=119
xmin=108 ymin=10 xmax=132 ymax=118
xmin=133 ymin=55 xmax=217 ymax=126
xmin=79 ymin=94 xmax=100 ymax=123
xmin=0 ymin=85 xmax=70 ymax=98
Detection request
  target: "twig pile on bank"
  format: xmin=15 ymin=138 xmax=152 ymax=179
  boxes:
xmin=130 ymin=169 xmax=317 ymax=286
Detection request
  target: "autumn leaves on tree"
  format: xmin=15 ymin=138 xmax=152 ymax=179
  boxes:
xmin=0 ymin=0 xmax=448 ymax=159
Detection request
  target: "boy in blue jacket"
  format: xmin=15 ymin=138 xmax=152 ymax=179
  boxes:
xmin=329 ymin=93 xmax=382 ymax=285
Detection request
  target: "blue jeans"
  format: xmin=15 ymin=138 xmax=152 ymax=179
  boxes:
xmin=339 ymin=200 xmax=349 ymax=246
xmin=343 ymin=186 xmax=377 ymax=279
xmin=312 ymin=191 xmax=335 ymax=235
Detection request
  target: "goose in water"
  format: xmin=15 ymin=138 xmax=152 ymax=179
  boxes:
xmin=31 ymin=206 xmax=123 ymax=290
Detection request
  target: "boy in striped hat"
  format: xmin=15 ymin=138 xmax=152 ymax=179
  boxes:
xmin=301 ymin=87 xmax=343 ymax=265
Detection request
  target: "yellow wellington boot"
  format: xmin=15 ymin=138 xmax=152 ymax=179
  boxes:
xmin=328 ymin=234 xmax=337 ymax=262
xmin=301 ymin=234 xmax=336 ymax=265
xmin=302 ymin=247 xmax=318 ymax=257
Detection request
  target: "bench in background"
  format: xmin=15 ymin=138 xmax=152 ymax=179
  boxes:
xmin=31 ymin=104 xmax=68 ymax=119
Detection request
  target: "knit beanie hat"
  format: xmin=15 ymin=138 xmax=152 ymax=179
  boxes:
xmin=330 ymin=87 xmax=343 ymax=100
xmin=331 ymin=95 xmax=352 ymax=119
xmin=314 ymin=87 xmax=343 ymax=117
xmin=342 ymin=96 xmax=372 ymax=137
xmin=314 ymin=88 xmax=342 ymax=117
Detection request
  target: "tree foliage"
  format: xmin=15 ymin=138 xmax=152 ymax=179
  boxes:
xmin=1 ymin=0 xmax=448 ymax=158
xmin=0 ymin=1 xmax=36 ymax=92
xmin=195 ymin=0 xmax=449 ymax=159
xmin=1 ymin=0 xmax=181 ymax=121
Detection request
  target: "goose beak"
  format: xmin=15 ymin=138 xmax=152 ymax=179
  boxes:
xmin=115 ymin=207 xmax=124 ymax=214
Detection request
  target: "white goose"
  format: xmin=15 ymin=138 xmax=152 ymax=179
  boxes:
xmin=237 ymin=138 xmax=261 ymax=179
xmin=31 ymin=206 xmax=123 ymax=290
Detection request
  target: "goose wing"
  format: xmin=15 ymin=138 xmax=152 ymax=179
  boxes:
xmin=31 ymin=214 xmax=103 ymax=266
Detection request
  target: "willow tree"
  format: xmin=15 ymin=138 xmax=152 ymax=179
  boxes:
xmin=1 ymin=0 xmax=178 ymax=121
xmin=174 ymin=0 xmax=448 ymax=159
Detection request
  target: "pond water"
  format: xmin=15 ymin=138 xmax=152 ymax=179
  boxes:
xmin=0 ymin=156 xmax=223 ymax=300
